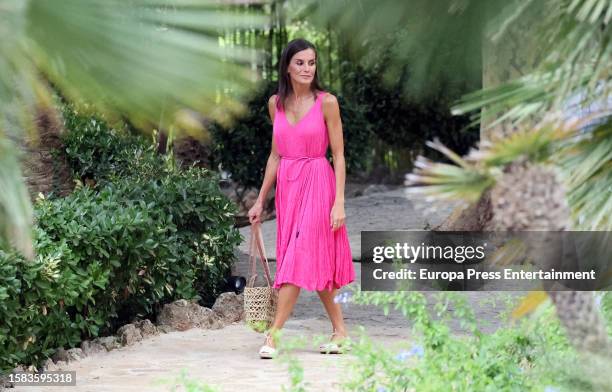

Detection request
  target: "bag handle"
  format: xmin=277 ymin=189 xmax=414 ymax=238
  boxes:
xmin=247 ymin=222 xmax=274 ymax=288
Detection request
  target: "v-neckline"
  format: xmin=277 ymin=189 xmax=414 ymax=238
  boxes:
xmin=283 ymin=92 xmax=320 ymax=128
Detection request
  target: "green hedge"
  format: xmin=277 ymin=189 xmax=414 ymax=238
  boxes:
xmin=61 ymin=103 xmax=165 ymax=184
xmin=209 ymin=82 xmax=277 ymax=189
xmin=0 ymin=167 xmax=241 ymax=373
xmin=340 ymin=62 xmax=479 ymax=158
xmin=1 ymin=104 xmax=243 ymax=373
xmin=1 ymin=237 xmax=96 ymax=370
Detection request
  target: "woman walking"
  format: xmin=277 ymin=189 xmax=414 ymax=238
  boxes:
xmin=247 ymin=38 xmax=355 ymax=359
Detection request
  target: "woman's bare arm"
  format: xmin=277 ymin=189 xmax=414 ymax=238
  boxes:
xmin=322 ymin=93 xmax=347 ymax=231
xmin=322 ymin=93 xmax=346 ymax=207
xmin=255 ymin=95 xmax=281 ymax=206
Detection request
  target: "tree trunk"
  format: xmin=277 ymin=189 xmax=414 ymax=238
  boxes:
xmin=173 ymin=136 xmax=213 ymax=169
xmin=20 ymin=105 xmax=74 ymax=199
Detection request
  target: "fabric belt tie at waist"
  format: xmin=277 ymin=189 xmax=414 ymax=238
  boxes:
xmin=280 ymin=156 xmax=326 ymax=240
xmin=282 ymin=156 xmax=326 ymax=181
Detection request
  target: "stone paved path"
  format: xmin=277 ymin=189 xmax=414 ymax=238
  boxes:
xmin=14 ymin=187 xmax=516 ymax=392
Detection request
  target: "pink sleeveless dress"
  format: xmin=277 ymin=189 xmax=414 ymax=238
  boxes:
xmin=272 ymin=90 xmax=355 ymax=291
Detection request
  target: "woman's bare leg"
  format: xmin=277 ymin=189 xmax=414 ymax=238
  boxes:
xmin=265 ymin=283 xmax=301 ymax=348
xmin=317 ymin=288 xmax=348 ymax=341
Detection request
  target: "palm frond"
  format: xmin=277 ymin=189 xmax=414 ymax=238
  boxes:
xmin=511 ymin=290 xmax=548 ymax=318
xmin=405 ymin=124 xmax=560 ymax=203
xmin=0 ymin=139 xmax=33 ymax=258
xmin=405 ymin=139 xmax=494 ymax=202
xmin=26 ymin=0 xmax=266 ymax=128
xmin=556 ymin=118 xmax=612 ymax=230
xmin=409 ymin=117 xmax=612 ymax=231
xmin=466 ymin=126 xmax=560 ymax=167
xmin=296 ymin=0 xmax=486 ymax=95
xmin=455 ymin=0 xmax=611 ymax=131
xmin=301 ymin=0 xmax=610 ymax=132
xmin=0 ymin=0 xmax=266 ymax=256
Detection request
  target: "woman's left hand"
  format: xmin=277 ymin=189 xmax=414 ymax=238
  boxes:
xmin=330 ymin=203 xmax=346 ymax=232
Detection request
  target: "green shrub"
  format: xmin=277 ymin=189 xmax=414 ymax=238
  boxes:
xmin=209 ymin=82 xmax=276 ymax=189
xmin=335 ymin=94 xmax=375 ymax=174
xmin=0 ymin=239 xmax=95 ymax=371
xmin=0 ymin=100 xmax=245 ymax=374
xmin=334 ymin=291 xmax=584 ymax=392
xmin=340 ymin=62 xmax=479 ymax=158
xmin=103 ymin=168 xmax=243 ymax=308
xmin=0 ymin=167 xmax=242 ymax=373
xmin=61 ymin=103 xmax=165 ymax=184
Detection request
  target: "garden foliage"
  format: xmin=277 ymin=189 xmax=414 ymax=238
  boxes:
xmin=0 ymin=106 xmax=242 ymax=373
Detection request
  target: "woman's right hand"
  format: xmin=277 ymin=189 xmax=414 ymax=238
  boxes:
xmin=248 ymin=200 xmax=264 ymax=224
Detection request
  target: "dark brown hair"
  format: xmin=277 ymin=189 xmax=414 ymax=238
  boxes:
xmin=276 ymin=38 xmax=324 ymax=111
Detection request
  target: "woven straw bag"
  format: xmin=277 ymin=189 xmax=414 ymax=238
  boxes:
xmin=244 ymin=222 xmax=278 ymax=332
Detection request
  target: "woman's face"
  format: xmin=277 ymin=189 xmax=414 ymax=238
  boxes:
xmin=287 ymin=48 xmax=316 ymax=87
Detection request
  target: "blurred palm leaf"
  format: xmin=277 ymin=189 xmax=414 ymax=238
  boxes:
xmin=0 ymin=0 xmax=267 ymax=257
xmin=453 ymin=0 xmax=611 ymax=132
xmin=470 ymin=126 xmax=562 ymax=166
xmin=407 ymin=118 xmax=612 ymax=230
xmin=294 ymin=0 xmax=487 ymax=95
xmin=405 ymin=139 xmax=494 ymax=202
xmin=512 ymin=290 xmax=548 ymax=318
xmin=25 ymin=0 xmax=265 ymax=126
xmin=0 ymin=139 xmax=34 ymax=257
xmin=557 ymin=117 xmax=612 ymax=230
xmin=298 ymin=0 xmax=610 ymax=136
